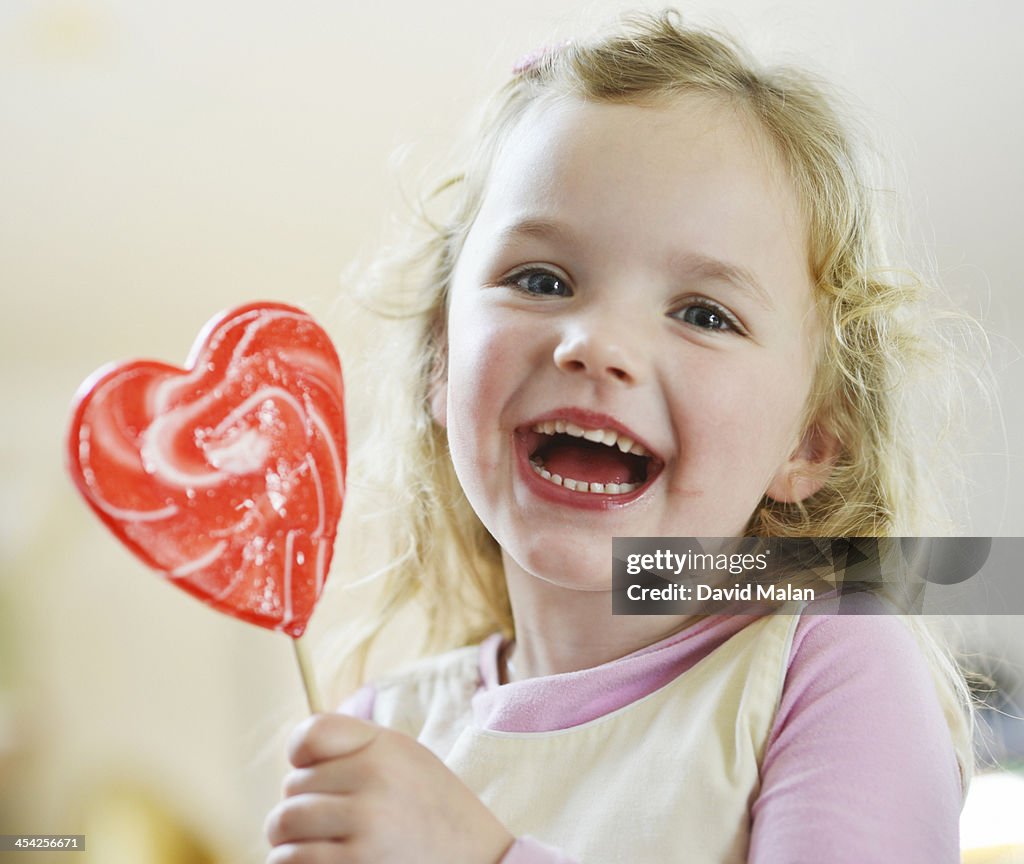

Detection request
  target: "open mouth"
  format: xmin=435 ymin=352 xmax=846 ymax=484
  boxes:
xmin=522 ymin=419 xmax=661 ymax=496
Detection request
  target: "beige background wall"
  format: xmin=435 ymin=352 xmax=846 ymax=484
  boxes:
xmin=2 ymin=1 xmax=1022 ymax=861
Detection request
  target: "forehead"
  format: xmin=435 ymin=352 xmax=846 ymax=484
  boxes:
xmin=470 ymin=93 xmax=812 ymax=304
xmin=490 ymin=92 xmax=779 ymax=187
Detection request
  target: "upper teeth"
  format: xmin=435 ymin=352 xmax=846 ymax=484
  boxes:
xmin=531 ymin=421 xmax=650 ymax=457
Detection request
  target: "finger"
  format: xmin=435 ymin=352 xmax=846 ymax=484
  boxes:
xmin=267 ymin=841 xmax=347 ymax=864
xmin=288 ymin=714 xmax=379 ymax=769
xmin=264 ymin=793 xmax=356 ymax=846
xmin=282 ymin=756 xmax=373 ymax=798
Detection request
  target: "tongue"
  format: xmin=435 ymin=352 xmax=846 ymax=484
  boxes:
xmin=539 ymin=438 xmax=640 ymax=485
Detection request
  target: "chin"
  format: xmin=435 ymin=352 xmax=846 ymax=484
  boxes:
xmin=504 ymin=537 xmax=613 ymax=593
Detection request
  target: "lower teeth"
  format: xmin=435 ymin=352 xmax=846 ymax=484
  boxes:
xmin=530 ymin=460 xmax=639 ymax=495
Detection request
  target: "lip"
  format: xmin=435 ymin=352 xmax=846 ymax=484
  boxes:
xmin=513 ymin=407 xmax=664 ymax=510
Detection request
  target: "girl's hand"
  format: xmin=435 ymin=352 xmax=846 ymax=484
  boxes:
xmin=265 ymin=713 xmax=515 ymax=864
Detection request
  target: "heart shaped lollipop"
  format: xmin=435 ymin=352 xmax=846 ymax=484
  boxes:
xmin=67 ymin=302 xmax=346 ymax=642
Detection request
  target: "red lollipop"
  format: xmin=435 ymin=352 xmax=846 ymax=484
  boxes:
xmin=67 ymin=302 xmax=346 ymax=710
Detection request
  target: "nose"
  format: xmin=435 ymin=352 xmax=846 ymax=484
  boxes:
xmin=552 ymin=315 xmax=645 ymax=386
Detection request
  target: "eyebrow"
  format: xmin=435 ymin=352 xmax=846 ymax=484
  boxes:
xmin=670 ymin=252 xmax=775 ymax=312
xmin=492 ymin=217 xmax=775 ymax=311
xmin=493 ymin=217 xmax=576 ymax=247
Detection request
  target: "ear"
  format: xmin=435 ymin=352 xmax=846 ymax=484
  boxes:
xmin=765 ymin=423 xmax=840 ymax=504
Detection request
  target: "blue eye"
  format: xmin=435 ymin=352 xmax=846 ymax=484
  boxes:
xmin=508 ymin=269 xmax=571 ymax=297
xmin=673 ymin=301 xmax=738 ymax=333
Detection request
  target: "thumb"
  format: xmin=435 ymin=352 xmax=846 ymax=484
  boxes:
xmin=288 ymin=713 xmax=380 ymax=768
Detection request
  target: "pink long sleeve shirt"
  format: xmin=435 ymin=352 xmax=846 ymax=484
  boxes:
xmin=343 ymin=603 xmax=964 ymax=863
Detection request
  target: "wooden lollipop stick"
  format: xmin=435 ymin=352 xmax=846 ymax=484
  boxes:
xmin=293 ymin=636 xmax=324 ymax=714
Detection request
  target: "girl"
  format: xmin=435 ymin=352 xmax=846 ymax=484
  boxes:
xmin=265 ymin=10 xmax=974 ymax=863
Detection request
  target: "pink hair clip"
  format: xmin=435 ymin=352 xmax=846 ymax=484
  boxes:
xmin=512 ymin=39 xmax=572 ymax=75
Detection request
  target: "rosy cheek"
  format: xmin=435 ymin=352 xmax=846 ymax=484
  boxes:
xmin=450 ymin=306 xmax=530 ymax=394
xmin=448 ymin=340 xmax=500 ymax=411
xmin=444 ymin=332 xmax=505 ymax=456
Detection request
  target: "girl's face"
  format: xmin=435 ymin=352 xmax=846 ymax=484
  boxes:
xmin=437 ymin=94 xmax=831 ymax=592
